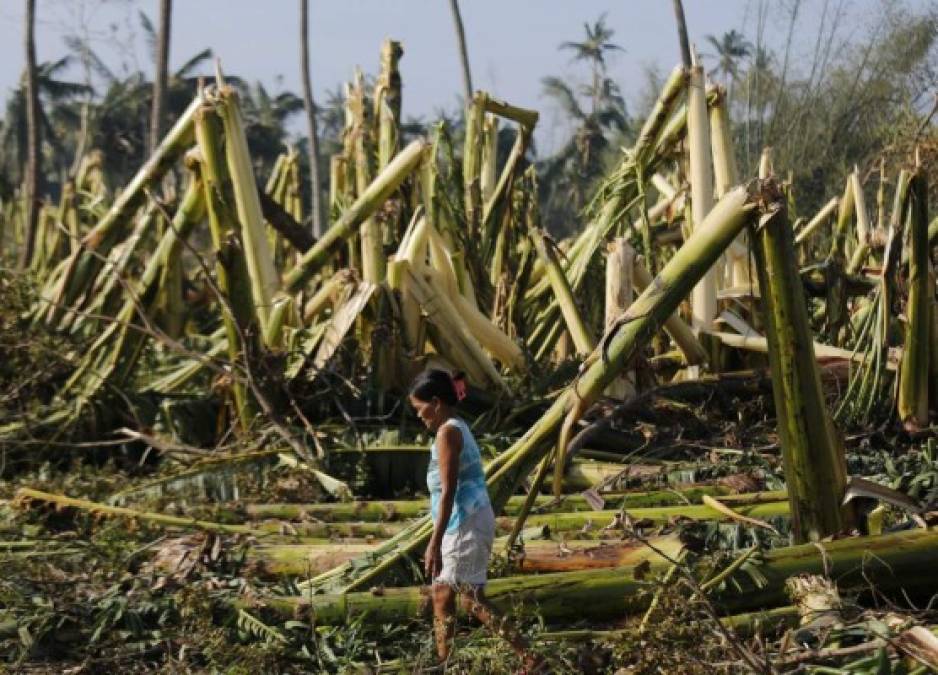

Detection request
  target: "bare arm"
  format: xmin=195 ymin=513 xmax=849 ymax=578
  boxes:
xmin=426 ymin=423 xmax=462 ymax=579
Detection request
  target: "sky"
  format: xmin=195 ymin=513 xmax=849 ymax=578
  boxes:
xmin=0 ymin=0 xmax=913 ymax=156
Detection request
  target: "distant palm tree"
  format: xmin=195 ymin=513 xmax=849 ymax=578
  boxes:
xmin=238 ymin=83 xmax=305 ymax=175
xmin=560 ymin=14 xmax=624 ymax=114
xmin=540 ymin=16 xmax=628 ymax=234
xmin=705 ymin=29 xmax=753 ymax=108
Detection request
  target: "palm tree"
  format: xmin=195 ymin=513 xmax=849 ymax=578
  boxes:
xmin=148 ymin=0 xmax=172 ymax=155
xmin=705 ymin=29 xmax=753 ymax=104
xmin=238 ymin=83 xmax=305 ymax=176
xmin=447 ymin=0 xmax=473 ymax=104
xmin=744 ymin=46 xmax=774 ymax=166
xmin=559 ymin=14 xmax=624 ymax=115
xmin=540 ymin=16 xmax=628 ymax=234
xmin=21 ymin=0 xmax=40 ymax=269
xmin=299 ymin=0 xmax=323 ymax=238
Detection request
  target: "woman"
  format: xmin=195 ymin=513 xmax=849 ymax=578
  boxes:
xmin=409 ymin=370 xmax=541 ymax=670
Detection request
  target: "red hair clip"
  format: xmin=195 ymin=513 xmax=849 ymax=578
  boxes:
xmin=451 ymin=374 xmax=467 ymax=401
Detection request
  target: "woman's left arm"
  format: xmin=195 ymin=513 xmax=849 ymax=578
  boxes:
xmin=425 ymin=424 xmax=462 ymax=580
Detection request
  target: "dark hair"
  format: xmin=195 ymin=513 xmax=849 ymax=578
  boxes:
xmin=409 ymin=369 xmax=465 ymax=406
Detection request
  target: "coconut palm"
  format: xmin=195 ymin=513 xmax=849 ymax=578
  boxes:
xmin=539 ymin=16 xmax=628 ymax=234
xmin=560 ymin=14 xmax=624 ymax=114
xmin=705 ymin=29 xmax=753 ymax=120
xmin=705 ymin=30 xmax=753 ymax=85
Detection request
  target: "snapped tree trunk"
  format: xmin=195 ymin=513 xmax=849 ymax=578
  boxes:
xmin=897 ymin=169 xmax=930 ymax=429
xmin=751 ymin=186 xmax=851 ymax=542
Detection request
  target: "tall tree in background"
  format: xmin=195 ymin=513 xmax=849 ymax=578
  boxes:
xmin=300 ymin=0 xmax=323 ymax=237
xmin=148 ymin=0 xmax=171 ymax=155
xmin=20 ymin=0 xmax=41 ymax=269
xmin=705 ymin=29 xmax=752 ymax=102
xmin=448 ymin=0 xmax=473 ymax=103
xmin=671 ymin=0 xmax=692 ymax=68
xmin=559 ymin=15 xmax=623 ymax=114
xmin=539 ymin=16 xmax=628 ymax=234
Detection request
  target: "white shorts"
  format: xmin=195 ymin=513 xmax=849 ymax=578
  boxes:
xmin=434 ymin=505 xmax=496 ymax=589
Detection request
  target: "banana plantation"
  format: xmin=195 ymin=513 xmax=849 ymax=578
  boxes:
xmin=1 ymin=1 xmax=938 ymax=673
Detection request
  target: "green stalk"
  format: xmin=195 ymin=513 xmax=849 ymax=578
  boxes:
xmin=63 ymin=168 xmax=205 ymax=401
xmin=283 ymin=139 xmax=427 ymax=294
xmin=709 ymin=85 xmax=749 ymax=287
xmin=42 ymin=93 xmax=203 ymax=328
xmin=828 ymin=175 xmax=856 ymax=261
xmin=751 ymin=189 xmax=851 ymax=542
xmin=16 ymin=487 xmax=271 ymax=537
xmin=846 ymin=168 xmax=872 ymax=274
xmin=195 ymin=102 xmax=259 ymax=430
xmin=231 ymin=485 xmax=752 ymax=523
xmin=688 ymin=58 xmax=716 ymax=331
xmin=480 ymin=114 xmax=498 ymax=205
xmin=604 ymin=238 xmax=637 ymax=399
xmin=897 ymin=169 xmax=930 ymax=429
xmin=374 ymin=39 xmax=403 ymax=171
xmin=463 ymin=92 xmax=487 ymax=235
xmin=495 ymin=500 xmax=789 ymax=535
xmin=215 ymin=86 xmax=280 ymax=338
xmin=532 ymin=229 xmax=594 ymax=355
xmin=794 ymin=196 xmax=839 ymax=246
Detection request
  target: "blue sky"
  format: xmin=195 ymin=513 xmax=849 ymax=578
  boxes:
xmin=0 ymin=0 xmax=906 ymax=155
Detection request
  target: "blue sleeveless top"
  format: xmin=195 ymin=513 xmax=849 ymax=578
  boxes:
xmin=427 ymin=418 xmax=491 ymax=534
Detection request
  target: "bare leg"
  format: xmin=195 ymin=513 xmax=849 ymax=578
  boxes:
xmin=431 ymin=582 xmax=457 ymax=663
xmin=459 ymin=587 xmax=544 ymax=671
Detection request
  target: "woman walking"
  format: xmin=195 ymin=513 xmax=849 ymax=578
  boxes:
xmin=408 ymin=369 xmax=542 ymax=671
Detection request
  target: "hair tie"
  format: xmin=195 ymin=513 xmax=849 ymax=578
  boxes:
xmin=451 ymin=375 xmax=467 ymax=401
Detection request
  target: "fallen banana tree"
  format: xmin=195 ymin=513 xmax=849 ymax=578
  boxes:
xmin=246 ymin=534 xmax=685 ymax=577
xmin=253 ymin=528 xmax=938 ymax=626
xmin=221 ymin=486 xmax=783 ymax=523
xmin=302 ymin=180 xmax=762 ymax=593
